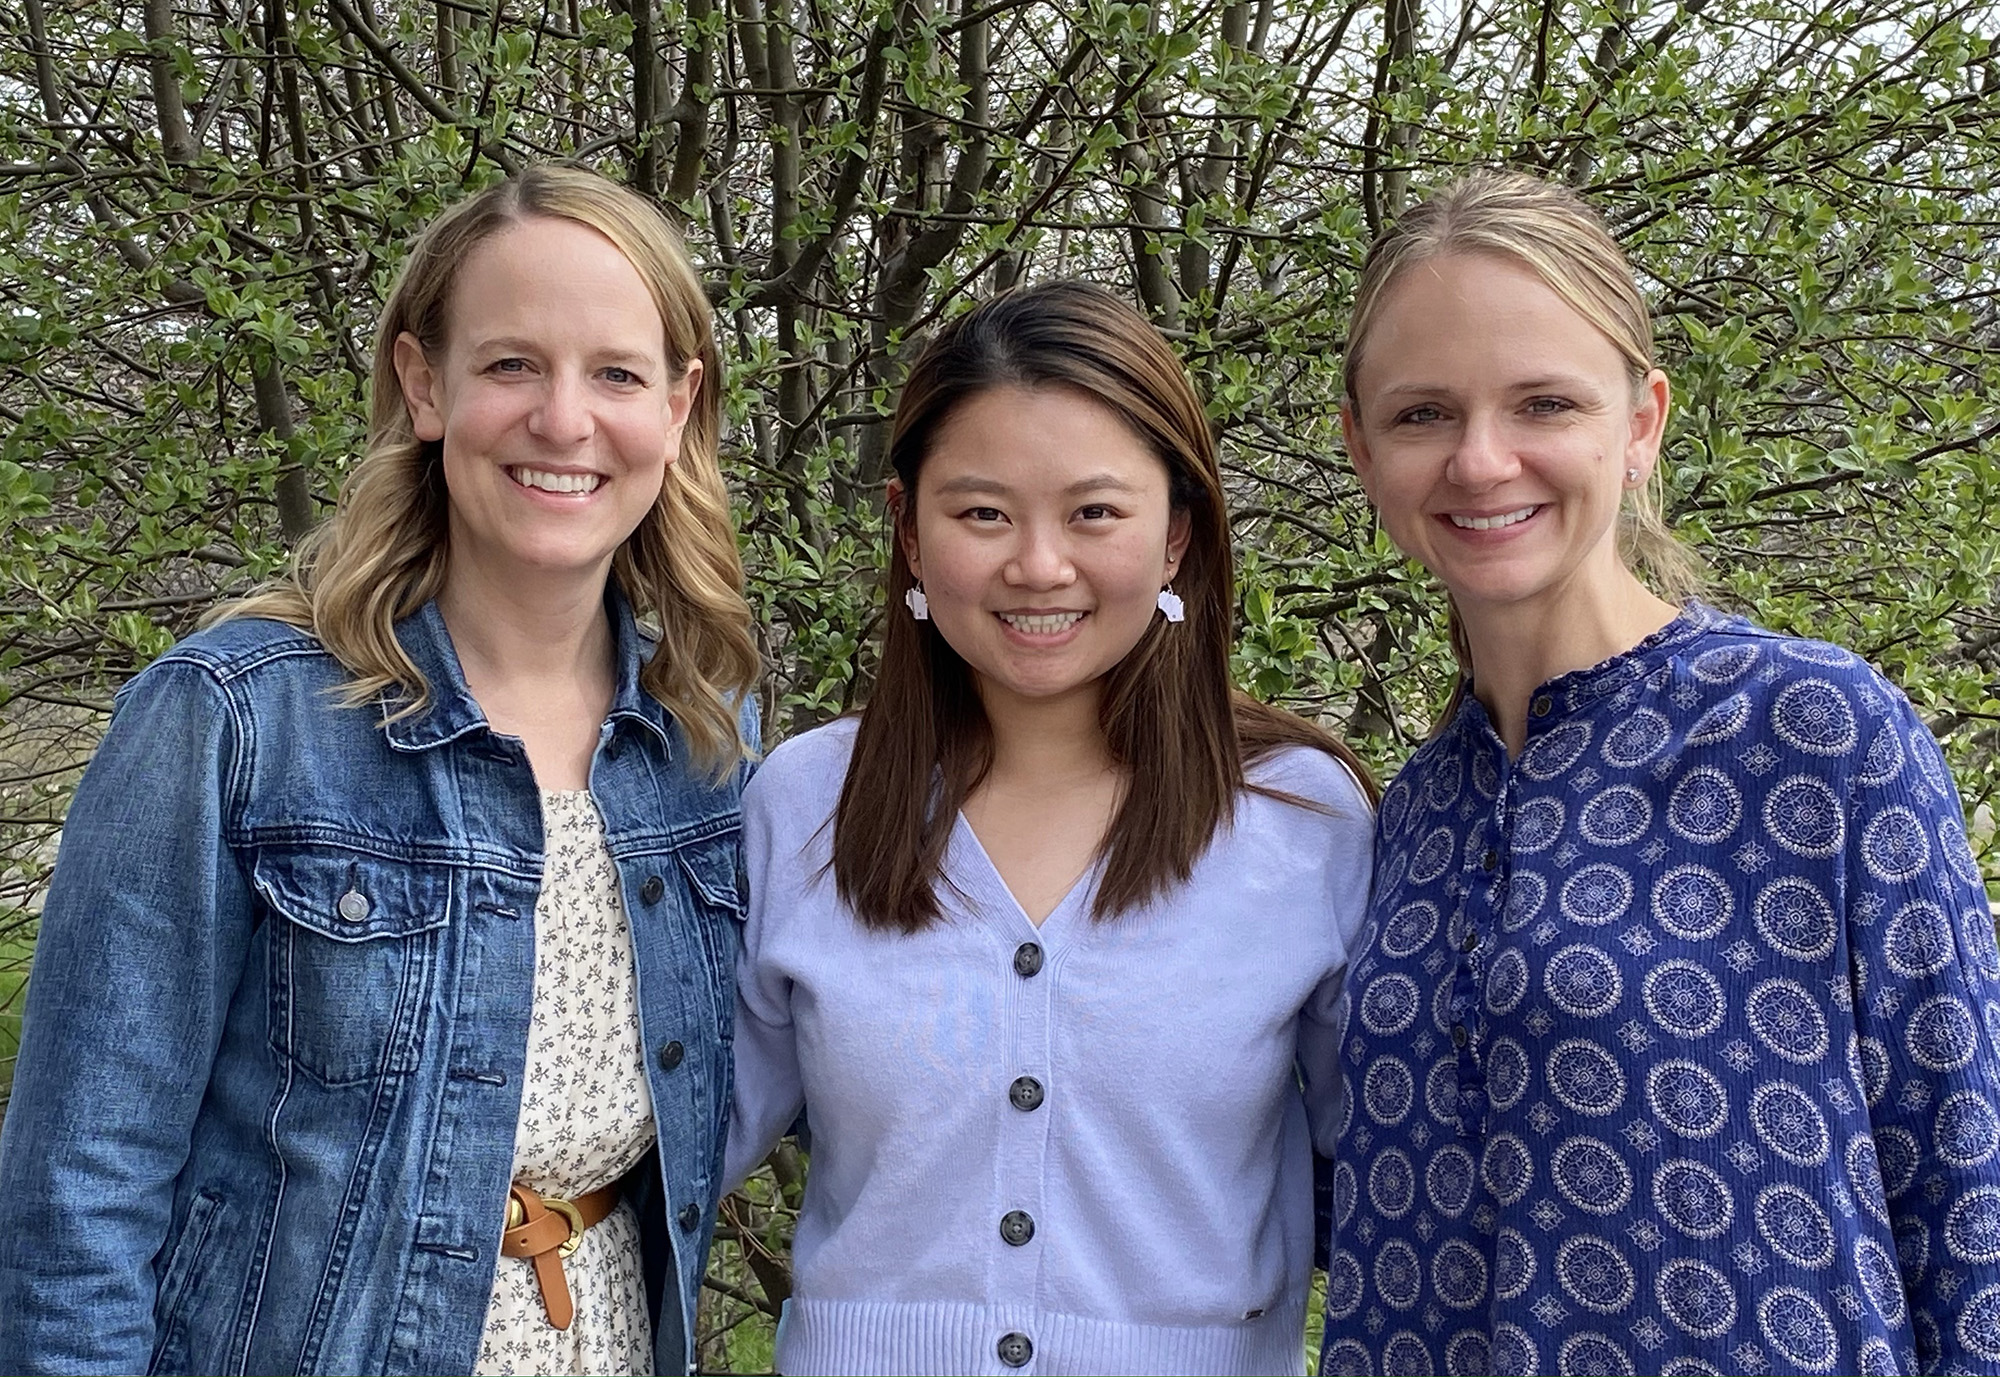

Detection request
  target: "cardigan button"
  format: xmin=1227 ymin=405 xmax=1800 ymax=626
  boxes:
xmin=1013 ymin=942 xmax=1043 ymax=977
xmin=1009 ymin=1076 xmax=1044 ymax=1112
xmin=658 ymin=1040 xmax=685 ymax=1071
xmin=677 ymin=1202 xmax=702 ymax=1232
xmin=999 ymin=1210 xmax=1035 ymax=1246
xmin=997 ymin=1332 xmax=1033 ymax=1367
xmin=640 ymin=875 xmax=666 ymax=905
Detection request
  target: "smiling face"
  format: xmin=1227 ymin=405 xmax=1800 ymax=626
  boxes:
xmin=1343 ymin=252 xmax=1669 ymax=623
xmin=394 ymin=215 xmax=699 ymax=601
xmin=895 ymin=384 xmax=1190 ymax=719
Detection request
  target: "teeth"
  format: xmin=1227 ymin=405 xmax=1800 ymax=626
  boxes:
xmin=512 ymin=467 xmax=603 ymax=494
xmin=999 ymin=611 xmax=1084 ymax=635
xmin=1449 ymin=506 xmax=1537 ymax=530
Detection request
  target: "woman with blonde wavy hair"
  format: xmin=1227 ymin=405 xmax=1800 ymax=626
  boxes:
xmin=0 ymin=164 xmax=760 ymax=1377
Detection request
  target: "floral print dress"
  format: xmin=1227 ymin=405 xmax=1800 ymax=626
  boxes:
xmin=476 ymin=790 xmax=657 ymax=1376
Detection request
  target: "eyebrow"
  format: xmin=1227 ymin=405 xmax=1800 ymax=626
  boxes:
xmin=929 ymin=472 xmax=1146 ymax=498
xmin=1375 ymin=374 xmax=1600 ymax=398
xmin=469 ymin=336 xmax=659 ymax=365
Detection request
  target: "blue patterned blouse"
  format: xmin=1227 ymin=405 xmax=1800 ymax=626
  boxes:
xmin=1319 ymin=603 xmax=2000 ymax=1377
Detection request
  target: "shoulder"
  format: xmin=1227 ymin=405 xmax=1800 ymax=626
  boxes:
xmin=1667 ymin=610 xmax=1902 ymax=704
xmin=744 ymin=716 xmax=859 ymax=817
xmin=1245 ymin=743 xmax=1375 ymax=826
xmin=1664 ymin=613 xmax=1925 ymax=759
xmin=120 ymin=616 xmax=334 ymax=707
xmin=145 ymin=615 xmax=332 ymax=683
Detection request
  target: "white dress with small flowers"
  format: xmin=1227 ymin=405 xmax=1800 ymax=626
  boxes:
xmin=475 ymin=790 xmax=656 ymax=1377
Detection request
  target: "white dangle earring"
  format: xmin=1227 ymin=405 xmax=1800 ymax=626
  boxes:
xmin=1157 ymin=586 xmax=1186 ymax=623
xmin=905 ymin=584 xmax=930 ymax=621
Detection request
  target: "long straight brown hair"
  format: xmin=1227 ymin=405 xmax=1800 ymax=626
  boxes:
xmin=834 ymin=281 xmax=1377 ymax=932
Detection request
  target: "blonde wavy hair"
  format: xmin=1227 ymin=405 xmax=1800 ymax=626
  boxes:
xmin=222 ymin=165 xmax=758 ymax=777
xmin=1343 ymin=168 xmax=1706 ymax=723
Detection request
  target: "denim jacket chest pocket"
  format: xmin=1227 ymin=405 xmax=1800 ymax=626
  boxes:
xmin=674 ymin=831 xmax=746 ymax=1040
xmin=250 ymin=844 xmax=454 ymax=1087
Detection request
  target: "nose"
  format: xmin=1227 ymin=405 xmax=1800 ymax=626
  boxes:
xmin=1444 ymin=412 xmax=1520 ymax=490
xmin=528 ymin=369 xmax=593 ymax=447
xmin=1004 ymin=521 xmax=1076 ymax=590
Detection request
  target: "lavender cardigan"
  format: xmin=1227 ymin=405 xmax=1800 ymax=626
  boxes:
xmin=726 ymin=718 xmax=1374 ymax=1375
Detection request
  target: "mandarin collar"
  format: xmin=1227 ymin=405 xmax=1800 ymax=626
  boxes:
xmin=1450 ymin=600 xmax=1741 ymax=745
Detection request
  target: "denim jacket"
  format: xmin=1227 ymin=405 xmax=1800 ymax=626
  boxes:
xmin=0 ymin=591 xmax=756 ymax=1375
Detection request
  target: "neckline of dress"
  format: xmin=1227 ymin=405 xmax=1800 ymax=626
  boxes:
xmin=1456 ymin=599 xmax=1734 ymax=743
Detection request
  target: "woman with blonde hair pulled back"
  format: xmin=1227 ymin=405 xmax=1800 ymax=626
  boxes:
xmin=0 ymin=164 xmax=759 ymax=1377
xmin=1319 ymin=167 xmax=2000 ymax=1375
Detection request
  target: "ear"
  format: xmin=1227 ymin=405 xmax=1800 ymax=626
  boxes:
xmin=886 ymin=476 xmax=921 ymax=581
xmin=393 ymin=332 xmax=447 ymax=443
xmin=1623 ymin=368 xmax=1671 ymax=483
xmin=661 ymin=358 xmax=704 ymax=469
xmin=1163 ymin=506 xmax=1193 ymax=582
xmin=1341 ymin=401 xmax=1377 ymax=499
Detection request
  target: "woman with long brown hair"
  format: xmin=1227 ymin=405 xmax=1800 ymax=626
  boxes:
xmin=725 ymin=281 xmax=1376 ymax=1375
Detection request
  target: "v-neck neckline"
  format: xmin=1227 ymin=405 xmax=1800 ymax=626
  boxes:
xmin=949 ymin=811 xmax=1100 ymax=934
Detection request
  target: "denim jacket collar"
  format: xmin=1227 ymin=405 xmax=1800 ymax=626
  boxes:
xmin=382 ymin=582 xmax=673 ymax=757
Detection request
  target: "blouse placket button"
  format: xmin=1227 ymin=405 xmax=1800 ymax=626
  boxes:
xmin=1531 ymin=693 xmax=1553 ymax=717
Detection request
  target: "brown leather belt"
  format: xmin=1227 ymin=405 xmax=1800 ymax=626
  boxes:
xmin=500 ymin=1181 xmax=620 ymax=1331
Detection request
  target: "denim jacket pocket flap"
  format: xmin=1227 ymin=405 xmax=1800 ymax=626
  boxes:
xmin=677 ymin=835 xmax=744 ymax=917
xmin=251 ymin=845 xmax=453 ymax=943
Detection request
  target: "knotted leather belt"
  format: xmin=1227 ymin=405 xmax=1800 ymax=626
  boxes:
xmin=500 ymin=1181 xmax=620 ymax=1331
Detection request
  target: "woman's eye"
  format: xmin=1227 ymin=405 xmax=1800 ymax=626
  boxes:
xmin=1526 ymin=396 xmax=1574 ymax=416
xmin=1076 ymin=504 xmax=1118 ymax=522
xmin=964 ymin=506 xmax=1005 ymax=523
xmin=1394 ymin=405 xmax=1443 ymax=425
xmin=489 ymin=357 xmax=531 ymax=374
xmin=602 ymin=366 xmax=640 ymax=385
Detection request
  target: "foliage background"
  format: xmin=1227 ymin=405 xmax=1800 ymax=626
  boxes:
xmin=2 ymin=0 xmax=1998 ymax=1363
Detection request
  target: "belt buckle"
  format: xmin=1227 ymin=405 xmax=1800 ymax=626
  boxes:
xmin=545 ymin=1195 xmax=586 ymax=1259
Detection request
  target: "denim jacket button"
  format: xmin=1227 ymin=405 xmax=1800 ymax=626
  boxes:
xmin=336 ymin=889 xmax=371 ymax=923
xmin=677 ymin=1202 xmax=702 ymax=1232
xmin=640 ymin=875 xmax=666 ymax=905
xmin=658 ymin=1040 xmax=685 ymax=1071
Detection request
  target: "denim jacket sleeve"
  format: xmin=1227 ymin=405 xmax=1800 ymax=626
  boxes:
xmin=0 ymin=656 xmax=256 ymax=1373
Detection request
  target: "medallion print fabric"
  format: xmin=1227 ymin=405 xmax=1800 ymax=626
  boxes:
xmin=1321 ymin=605 xmax=2000 ymax=1377
xmin=476 ymin=790 xmax=656 ymax=1377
